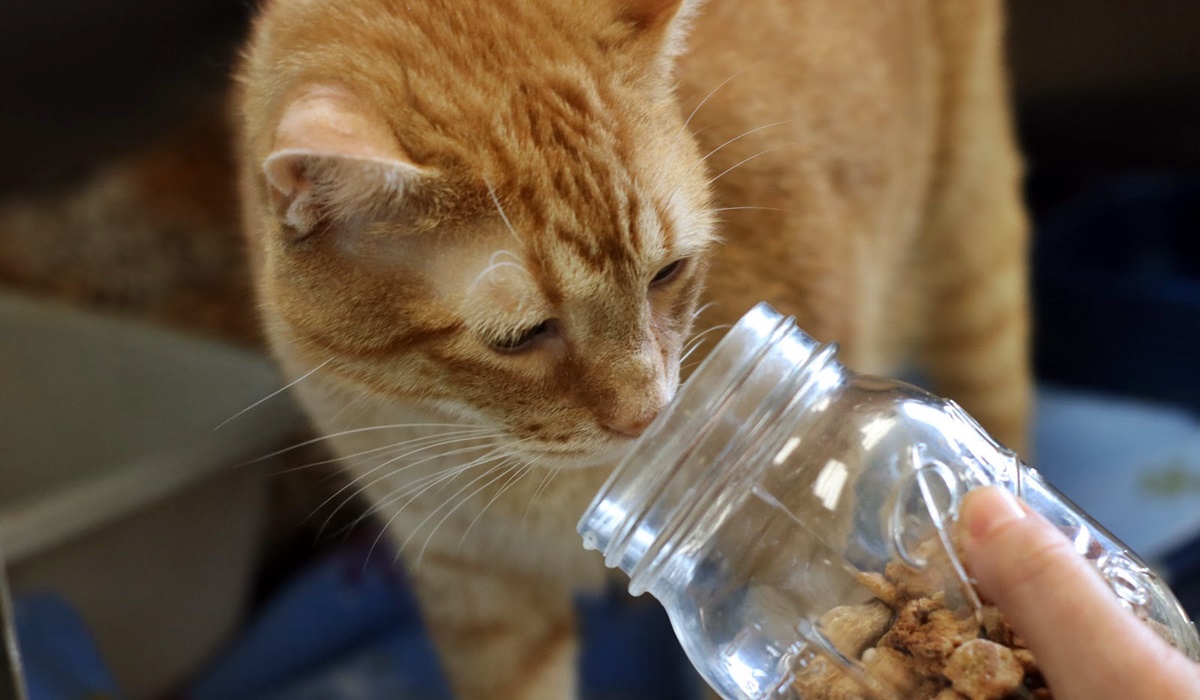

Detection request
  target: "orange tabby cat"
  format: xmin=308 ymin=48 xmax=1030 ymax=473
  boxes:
xmin=237 ymin=0 xmax=1029 ymax=697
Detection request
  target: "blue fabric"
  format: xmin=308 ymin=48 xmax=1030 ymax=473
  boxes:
xmin=183 ymin=535 xmax=698 ymax=700
xmin=13 ymin=593 xmax=124 ymax=700
xmin=184 ymin=538 xmax=449 ymax=700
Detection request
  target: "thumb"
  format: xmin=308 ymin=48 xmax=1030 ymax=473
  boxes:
xmin=958 ymin=486 xmax=1199 ymax=700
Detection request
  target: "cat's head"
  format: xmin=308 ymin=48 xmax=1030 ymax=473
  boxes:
xmin=245 ymin=0 xmax=715 ymax=468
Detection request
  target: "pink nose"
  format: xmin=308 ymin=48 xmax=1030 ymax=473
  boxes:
xmin=603 ymin=411 xmax=659 ymax=438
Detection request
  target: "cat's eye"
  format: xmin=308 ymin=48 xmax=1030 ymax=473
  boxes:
xmin=490 ymin=320 xmax=553 ymax=354
xmin=650 ymin=259 xmax=685 ymax=287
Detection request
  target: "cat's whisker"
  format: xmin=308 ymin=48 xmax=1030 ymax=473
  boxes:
xmin=486 ymin=179 xmax=524 ymax=247
xmin=523 ymin=467 xmax=559 ymax=531
xmin=677 ymin=70 xmax=743 ymax=141
xmin=467 ymin=260 xmax=531 ymax=293
xmin=379 ymin=434 xmax=539 ymax=565
xmin=336 ymin=455 xmax=500 ymax=554
xmin=336 ymin=440 xmax=514 ymax=525
xmin=397 ymin=457 xmax=517 ymax=564
xmin=708 ymin=146 xmax=786 ymax=186
xmin=708 ymin=205 xmax=795 ymax=215
xmin=332 ymin=393 xmax=386 ymax=432
xmin=681 ymin=324 xmax=732 ymax=363
xmin=341 ymin=435 xmax=538 ymax=540
xmin=326 ymin=392 xmax=368 ymax=428
xmin=243 ymin=422 xmax=491 ymax=465
xmin=214 ymin=357 xmax=332 ymax=431
xmin=457 ymin=459 xmax=534 ymax=549
xmin=312 ymin=437 xmax=506 ymax=536
xmin=691 ymin=120 xmax=792 ymax=173
xmin=416 ymin=460 xmax=524 ymax=565
xmin=277 ymin=427 xmax=499 ymax=476
xmin=692 ymin=301 xmax=718 ymax=320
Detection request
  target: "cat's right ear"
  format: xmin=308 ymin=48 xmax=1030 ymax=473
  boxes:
xmin=263 ymin=85 xmax=430 ymax=239
xmin=613 ymin=0 xmax=703 ymax=64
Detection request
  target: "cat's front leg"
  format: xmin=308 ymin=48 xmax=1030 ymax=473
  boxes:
xmin=921 ymin=1 xmax=1032 ymax=455
xmin=404 ymin=550 xmax=579 ymax=700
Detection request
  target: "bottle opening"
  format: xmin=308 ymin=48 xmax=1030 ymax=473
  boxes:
xmin=578 ymin=302 xmax=839 ymax=595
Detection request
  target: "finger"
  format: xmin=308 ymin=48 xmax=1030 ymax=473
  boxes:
xmin=958 ymin=486 xmax=1200 ymax=700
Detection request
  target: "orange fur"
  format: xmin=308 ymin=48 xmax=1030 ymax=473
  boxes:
xmin=234 ymin=1 xmax=1030 ymax=698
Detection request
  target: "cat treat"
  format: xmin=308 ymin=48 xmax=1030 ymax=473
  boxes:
xmin=792 ymin=548 xmax=1051 ymax=700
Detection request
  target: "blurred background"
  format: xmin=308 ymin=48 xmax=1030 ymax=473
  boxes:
xmin=1 ymin=1 xmax=1198 ymax=698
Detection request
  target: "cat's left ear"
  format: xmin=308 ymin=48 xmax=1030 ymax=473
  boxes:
xmin=263 ymin=85 xmax=432 ymax=239
xmin=613 ymin=0 xmax=704 ymax=66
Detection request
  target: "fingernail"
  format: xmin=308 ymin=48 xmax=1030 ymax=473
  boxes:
xmin=961 ymin=486 xmax=1026 ymax=540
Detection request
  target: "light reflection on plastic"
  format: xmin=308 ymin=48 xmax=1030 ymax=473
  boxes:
xmin=773 ymin=436 xmax=802 ymax=465
xmin=860 ymin=416 xmax=896 ymax=451
xmin=813 ymin=459 xmax=849 ymax=511
xmin=1073 ymin=526 xmax=1093 ymax=556
xmin=725 ymin=649 xmax=766 ymax=696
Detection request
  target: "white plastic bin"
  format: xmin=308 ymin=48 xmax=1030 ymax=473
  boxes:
xmin=0 ymin=295 xmax=303 ymax=698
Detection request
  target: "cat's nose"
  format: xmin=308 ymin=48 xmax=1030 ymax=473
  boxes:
xmin=602 ymin=411 xmax=659 ymax=438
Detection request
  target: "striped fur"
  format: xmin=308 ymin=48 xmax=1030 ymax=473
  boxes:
xmin=236 ymin=1 xmax=1029 ymax=698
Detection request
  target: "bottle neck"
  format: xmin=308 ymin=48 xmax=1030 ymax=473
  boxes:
xmin=578 ymin=303 xmax=845 ymax=595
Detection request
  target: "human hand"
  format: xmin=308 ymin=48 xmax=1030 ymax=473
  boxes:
xmin=957 ymin=486 xmax=1200 ymax=700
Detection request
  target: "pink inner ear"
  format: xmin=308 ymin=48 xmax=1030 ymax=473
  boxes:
xmin=273 ymin=84 xmax=407 ymax=161
xmin=263 ymin=85 xmax=428 ymax=234
xmin=263 ymin=154 xmax=308 ymax=225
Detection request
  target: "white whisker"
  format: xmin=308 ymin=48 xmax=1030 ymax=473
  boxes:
xmin=326 ymin=393 xmax=368 ymax=428
xmin=708 ymin=205 xmax=795 ymax=215
xmin=279 ymin=427 xmax=498 ymax=476
xmin=414 ymin=461 xmax=520 ymax=565
xmin=693 ymin=121 xmax=792 ymax=173
xmin=523 ymin=467 xmax=559 ymax=530
xmin=244 ymin=422 xmax=490 ymax=464
xmin=678 ymin=71 xmax=743 ymax=140
xmin=396 ymin=458 xmax=512 ymax=558
xmin=708 ymin=146 xmax=786 ymax=186
xmin=345 ymin=435 xmax=538 ymax=546
xmin=692 ymin=301 xmax=718 ymax=320
xmin=486 ymin=179 xmax=523 ymax=247
xmin=360 ymin=451 xmax=515 ymax=565
xmin=467 ymin=260 xmax=531 ymax=293
xmin=313 ymin=437 xmax=504 ymax=535
xmin=214 ymin=358 xmax=332 ymax=431
xmin=681 ymin=324 xmax=732 ymax=363
xmin=458 ymin=460 xmax=533 ymax=548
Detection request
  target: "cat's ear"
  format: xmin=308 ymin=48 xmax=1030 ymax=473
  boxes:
xmin=613 ymin=0 xmax=703 ymax=64
xmin=263 ymin=85 xmax=430 ymax=238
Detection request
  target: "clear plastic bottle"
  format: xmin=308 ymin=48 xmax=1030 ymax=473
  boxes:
xmin=578 ymin=303 xmax=1200 ymax=700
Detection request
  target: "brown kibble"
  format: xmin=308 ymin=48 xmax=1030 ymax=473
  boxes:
xmin=856 ymin=571 xmax=901 ymax=607
xmin=880 ymin=597 xmax=979 ymax=674
xmin=919 ymin=609 xmax=980 ymax=656
xmin=943 ymin=639 xmax=1025 ymax=700
xmin=798 ymin=533 xmax=1054 ymax=698
xmin=980 ymin=605 xmax=1016 ymax=646
xmin=861 ymin=647 xmax=918 ymax=695
xmin=790 ymin=664 xmax=870 ymax=700
xmin=820 ymin=600 xmax=894 ymax=658
xmin=1013 ymin=648 xmax=1038 ymax=672
xmin=886 ymin=557 xmax=947 ymax=601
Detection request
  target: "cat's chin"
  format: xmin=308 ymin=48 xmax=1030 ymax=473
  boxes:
xmin=534 ymin=440 xmax=636 ymax=471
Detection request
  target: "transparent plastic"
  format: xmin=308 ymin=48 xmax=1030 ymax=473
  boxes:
xmin=579 ymin=302 xmax=1200 ymax=700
